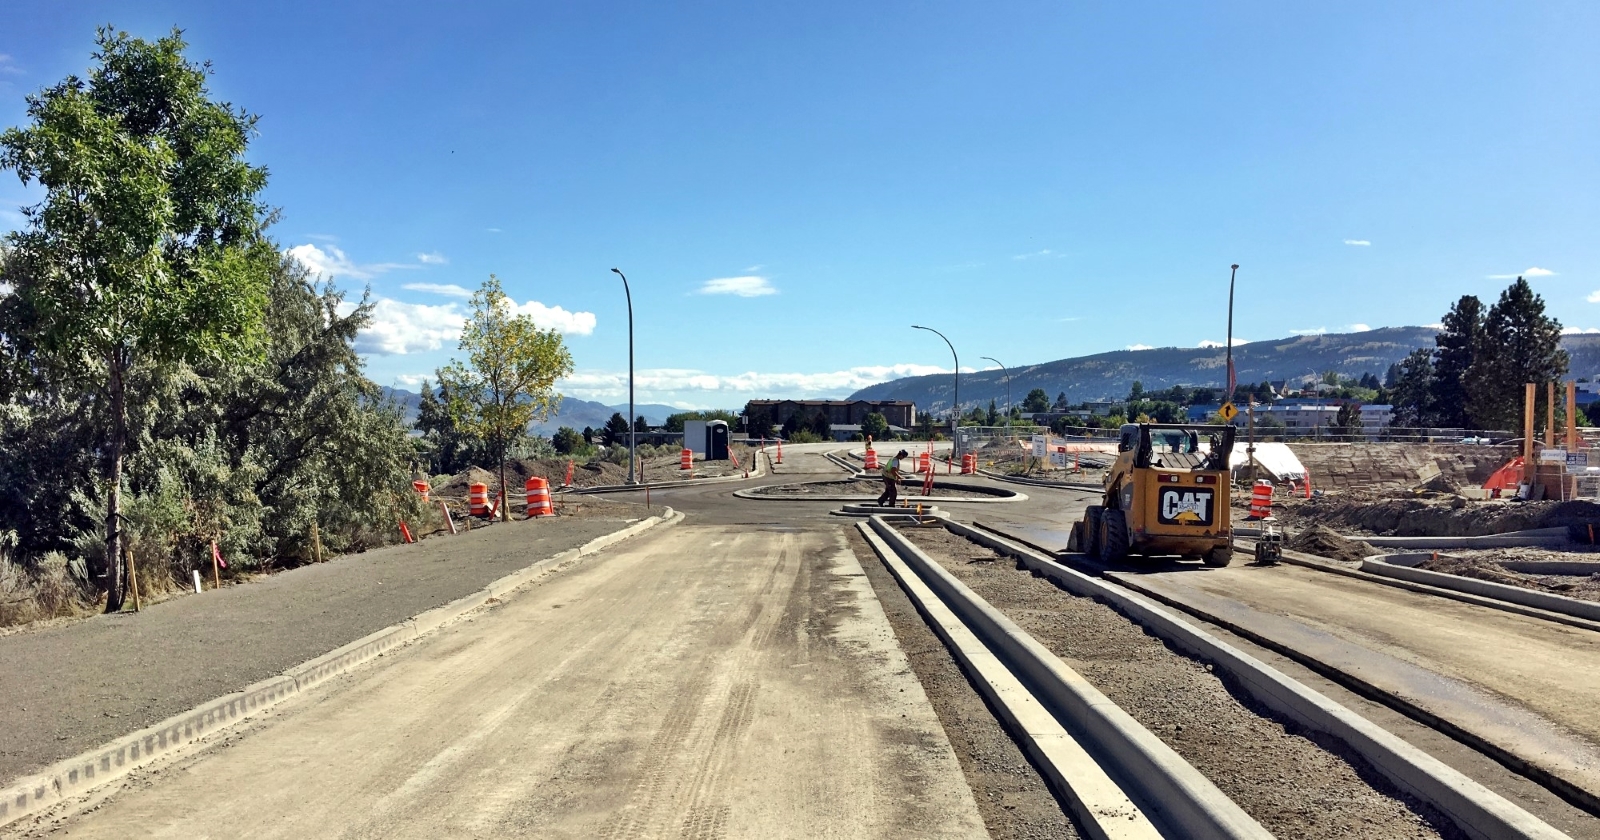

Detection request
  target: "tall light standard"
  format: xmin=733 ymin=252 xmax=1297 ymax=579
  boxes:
xmin=611 ymin=268 xmax=636 ymax=485
xmin=981 ymin=356 xmax=1010 ymax=426
xmin=912 ymin=325 xmax=959 ymax=447
xmin=1225 ymin=264 xmax=1238 ymax=404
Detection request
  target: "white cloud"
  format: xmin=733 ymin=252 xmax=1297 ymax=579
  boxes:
xmin=1489 ymin=267 xmax=1557 ymax=279
xmin=699 ymin=275 xmax=777 ymax=297
xmin=1289 ymin=327 xmax=1327 ymax=336
xmin=1012 ymin=249 xmax=1057 ymax=261
xmin=1563 ymin=327 xmax=1600 ymax=335
xmin=1198 ymin=338 xmax=1250 ymax=348
xmin=557 ymin=363 xmax=960 ymax=402
xmin=1343 ymin=239 xmax=1371 ymax=246
xmin=1422 ymin=323 xmax=1444 ymax=329
xmin=0 ymin=54 xmax=22 ymax=76
xmin=393 ymin=373 xmax=430 ymax=388
xmin=510 ymin=299 xmax=597 ymax=335
xmin=486 ymin=227 xmax=502 ymax=233
xmin=416 ymin=251 xmax=448 ymax=265
xmin=743 ymin=264 xmax=764 ymax=272
xmin=402 ymin=282 xmax=473 ymax=298
xmin=304 ymin=233 xmax=340 ymax=242
xmin=346 ymin=298 xmax=465 ymax=355
xmin=285 ymin=243 xmax=421 ymax=281
xmin=1347 ymin=323 xmax=1372 ymax=332
xmin=1126 ymin=344 xmax=1155 ymax=351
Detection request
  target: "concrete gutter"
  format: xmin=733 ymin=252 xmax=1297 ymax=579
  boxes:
xmin=867 ymin=516 xmax=1271 ymax=840
xmin=946 ymin=521 xmax=1568 ymax=840
xmin=1359 ymin=527 xmax=1572 ymax=549
xmin=1363 ymin=553 xmax=1600 ymax=624
xmin=0 ymin=508 xmax=683 ymax=829
xmin=857 ymin=522 xmax=1163 ymax=840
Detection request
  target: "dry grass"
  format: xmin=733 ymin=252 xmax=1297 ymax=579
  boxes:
xmin=0 ymin=534 xmax=94 ymax=628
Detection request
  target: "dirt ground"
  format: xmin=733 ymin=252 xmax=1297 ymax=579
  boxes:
xmin=433 ymin=445 xmax=757 ymax=500
xmin=0 ymin=508 xmax=647 ymax=782
xmin=1263 ymin=493 xmax=1600 ymax=538
xmin=902 ymin=527 xmax=1460 ymax=840
xmin=845 ymin=527 xmax=1082 ymax=840
xmin=1418 ymin=549 xmax=1600 ymax=603
xmin=1286 ymin=524 xmax=1380 ymax=563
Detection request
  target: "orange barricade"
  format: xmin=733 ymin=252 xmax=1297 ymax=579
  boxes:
xmin=961 ymin=453 xmax=977 ymax=474
xmin=776 ymin=440 xmax=783 ymax=464
xmin=469 ymin=482 xmax=492 ymax=517
xmin=412 ymin=479 xmax=430 ymax=502
xmin=917 ymin=452 xmax=931 ymax=473
xmin=1247 ymin=480 xmax=1273 ymax=519
xmin=398 ymin=520 xmax=414 ymax=543
xmin=525 ymin=477 xmax=553 ymax=518
xmin=864 ymin=449 xmax=878 ymax=470
xmin=564 ymin=460 xmax=574 ymax=487
xmin=680 ymin=448 xmax=694 ymax=470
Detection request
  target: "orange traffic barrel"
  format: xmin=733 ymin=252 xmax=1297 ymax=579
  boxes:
xmin=863 ymin=449 xmax=878 ymax=470
xmin=469 ymin=482 xmax=492 ymax=517
xmin=680 ymin=448 xmax=694 ymax=470
xmin=525 ymin=477 xmax=553 ymax=518
xmin=918 ymin=452 xmax=931 ymax=473
xmin=412 ymin=479 xmax=430 ymax=502
xmin=1248 ymin=480 xmax=1273 ymax=519
xmin=961 ymin=453 xmax=977 ymax=474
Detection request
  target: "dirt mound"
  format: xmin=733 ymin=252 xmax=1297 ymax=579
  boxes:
xmin=1417 ymin=551 xmax=1600 ymax=603
xmin=433 ymin=458 xmax=630 ymax=497
xmin=1283 ymin=496 xmax=1600 ymax=538
xmin=1287 ymin=524 xmax=1378 ymax=563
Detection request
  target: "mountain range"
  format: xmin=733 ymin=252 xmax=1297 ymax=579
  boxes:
xmin=376 ymin=389 xmax=682 ymax=433
xmin=847 ymin=327 xmax=1600 ymax=414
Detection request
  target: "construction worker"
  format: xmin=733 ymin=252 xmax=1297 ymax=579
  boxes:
xmin=878 ymin=449 xmax=909 ymax=506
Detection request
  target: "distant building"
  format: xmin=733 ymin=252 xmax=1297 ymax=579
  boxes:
xmin=747 ymin=399 xmax=916 ymax=430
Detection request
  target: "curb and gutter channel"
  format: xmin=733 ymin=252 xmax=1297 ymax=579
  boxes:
xmin=0 ymin=508 xmax=683 ymax=829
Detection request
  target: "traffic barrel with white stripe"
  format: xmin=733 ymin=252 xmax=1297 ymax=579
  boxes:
xmin=525 ymin=477 xmax=553 ymax=518
xmin=469 ymin=482 xmax=492 ymax=517
xmin=680 ymin=448 xmax=693 ymax=470
xmin=961 ymin=453 xmax=977 ymax=474
xmin=1248 ymin=480 xmax=1273 ymax=519
xmin=864 ymin=449 xmax=878 ymax=470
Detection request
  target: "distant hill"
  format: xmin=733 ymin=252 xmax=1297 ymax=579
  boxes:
xmin=376 ymin=388 xmax=688 ymax=433
xmin=849 ymin=327 xmax=1600 ymax=414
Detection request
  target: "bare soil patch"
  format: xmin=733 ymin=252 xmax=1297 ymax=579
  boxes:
xmin=902 ymin=526 xmax=1459 ymax=840
xmin=1287 ymin=524 xmax=1380 ymax=563
xmin=1268 ymin=494 xmax=1600 ymax=539
xmin=1417 ymin=549 xmax=1600 ymax=604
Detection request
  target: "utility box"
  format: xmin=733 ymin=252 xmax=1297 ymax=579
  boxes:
xmin=706 ymin=420 xmax=730 ymax=460
xmin=683 ymin=420 xmax=708 ymax=459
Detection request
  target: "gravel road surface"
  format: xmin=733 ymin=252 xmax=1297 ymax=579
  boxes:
xmin=903 ymin=527 xmax=1460 ymax=840
xmin=6 ymin=524 xmax=985 ymax=839
xmin=0 ymin=501 xmax=642 ymax=781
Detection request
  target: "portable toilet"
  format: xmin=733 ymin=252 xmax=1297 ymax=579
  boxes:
xmin=706 ymin=420 xmax=730 ymax=460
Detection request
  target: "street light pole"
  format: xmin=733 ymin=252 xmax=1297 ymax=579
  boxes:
xmin=912 ymin=325 xmax=959 ymax=447
xmin=611 ymin=268 xmax=636 ymax=485
xmin=981 ymin=356 xmax=1009 ymax=426
xmin=1226 ymin=264 xmax=1238 ymax=405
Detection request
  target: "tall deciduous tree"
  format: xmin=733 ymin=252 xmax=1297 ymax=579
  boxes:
xmin=436 ymin=276 xmax=573 ymax=521
xmin=1430 ymin=295 xmax=1484 ymax=429
xmin=0 ymin=29 xmax=274 ymax=610
xmin=1464 ymin=277 xmax=1567 ymax=432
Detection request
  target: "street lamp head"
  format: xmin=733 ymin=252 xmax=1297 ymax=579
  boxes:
xmin=911 ymin=324 xmax=924 ymax=330
xmin=1231 ymin=264 xmax=1239 ymax=270
xmin=611 ymin=267 xmax=622 ymax=274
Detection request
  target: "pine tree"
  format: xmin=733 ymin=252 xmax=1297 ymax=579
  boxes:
xmin=1389 ymin=349 xmax=1436 ymax=430
xmin=1464 ymin=278 xmax=1567 ymax=431
xmin=603 ymin=412 xmax=630 ymax=446
xmin=985 ymin=399 xmax=999 ymax=426
xmin=1430 ymin=295 xmax=1484 ymax=429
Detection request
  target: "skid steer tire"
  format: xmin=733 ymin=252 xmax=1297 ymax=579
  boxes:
xmin=1100 ymin=508 xmax=1130 ymax=562
xmin=1204 ymin=546 xmax=1234 ymax=567
xmin=1082 ymin=506 xmax=1103 ymax=558
xmin=1066 ymin=522 xmax=1082 ymax=553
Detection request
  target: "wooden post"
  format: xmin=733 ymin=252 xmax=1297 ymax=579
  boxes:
xmin=1523 ymin=383 xmax=1537 ymax=487
xmin=125 ymin=544 xmax=141 ymax=612
xmin=311 ymin=521 xmax=323 ymax=563
xmin=1547 ymin=381 xmax=1556 ymax=447
xmin=210 ymin=539 xmax=221 ymax=590
xmin=1568 ymin=381 xmax=1579 ymax=451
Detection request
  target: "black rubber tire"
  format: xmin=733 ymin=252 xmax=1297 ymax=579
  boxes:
xmin=1066 ymin=522 xmax=1082 ymax=553
xmin=1205 ymin=546 xmax=1234 ymax=567
xmin=1082 ymin=506 xmax=1103 ymax=558
xmin=1100 ymin=508 xmax=1130 ymax=562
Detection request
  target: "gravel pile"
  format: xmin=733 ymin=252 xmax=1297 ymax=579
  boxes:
xmin=1288 ymin=524 xmax=1380 ymax=563
xmin=903 ymin=527 xmax=1461 ymax=840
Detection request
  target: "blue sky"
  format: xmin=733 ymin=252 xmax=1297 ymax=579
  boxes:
xmin=3 ymin=2 xmax=1598 ymax=408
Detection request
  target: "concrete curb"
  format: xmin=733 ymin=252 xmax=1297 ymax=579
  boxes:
xmin=1364 ymin=553 xmax=1600 ymax=624
xmin=867 ymin=517 xmax=1271 ymax=840
xmin=977 ymin=468 xmax=1104 ymax=491
xmin=0 ymin=508 xmax=682 ymax=830
xmin=856 ymin=522 xmax=1162 ymax=840
xmin=735 ymin=478 xmax=1025 ymax=504
xmin=950 ymin=522 xmax=1568 ymax=840
xmin=1359 ymin=527 xmax=1571 ymax=549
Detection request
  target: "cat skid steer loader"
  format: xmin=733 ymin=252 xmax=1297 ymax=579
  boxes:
xmin=1068 ymin=423 xmax=1236 ymax=566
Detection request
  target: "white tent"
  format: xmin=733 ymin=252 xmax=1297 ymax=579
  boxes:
xmin=1229 ymin=442 xmax=1307 ymax=484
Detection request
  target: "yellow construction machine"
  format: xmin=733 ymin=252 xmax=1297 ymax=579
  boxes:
xmin=1068 ymin=423 xmax=1236 ymax=566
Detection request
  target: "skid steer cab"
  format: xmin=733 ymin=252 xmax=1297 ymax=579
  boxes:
xmin=1068 ymin=423 xmax=1236 ymax=567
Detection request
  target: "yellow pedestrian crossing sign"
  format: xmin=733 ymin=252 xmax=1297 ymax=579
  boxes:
xmin=1218 ymin=402 xmax=1238 ymax=422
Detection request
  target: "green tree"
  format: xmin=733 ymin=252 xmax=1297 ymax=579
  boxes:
xmin=985 ymin=399 xmax=999 ymax=426
xmin=1022 ymin=388 xmax=1050 ymax=413
xmin=1 ymin=29 xmax=276 ymax=610
xmin=415 ymin=378 xmax=478 ymax=473
xmin=1052 ymin=391 xmax=1070 ymax=411
xmin=602 ymin=412 xmax=629 ymax=446
xmin=552 ymin=426 xmax=585 ymax=455
xmin=1388 ymin=349 xmax=1435 ymax=430
xmin=1464 ymin=277 xmax=1567 ymax=431
xmin=808 ymin=410 xmax=831 ymax=438
xmin=1331 ymin=403 xmax=1365 ymax=441
xmin=633 ymin=415 xmax=649 ymax=433
xmin=437 ymin=276 xmax=574 ymax=521
xmin=860 ymin=411 xmax=889 ymax=440
xmin=1430 ymin=295 xmax=1484 ymax=429
xmin=1127 ymin=381 xmax=1145 ymax=401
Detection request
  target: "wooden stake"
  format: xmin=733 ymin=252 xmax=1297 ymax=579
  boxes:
xmin=1547 ymin=381 xmax=1557 ymax=448
xmin=1568 ymin=381 xmax=1579 ymax=451
xmin=210 ymin=539 xmax=221 ymax=590
xmin=125 ymin=544 xmax=141 ymax=612
xmin=1523 ymin=383 xmax=1537 ymax=487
